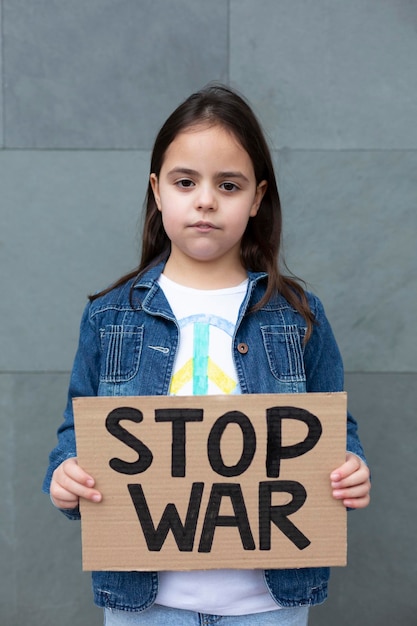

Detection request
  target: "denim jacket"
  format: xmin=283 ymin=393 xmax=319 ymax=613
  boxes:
xmin=43 ymin=262 xmax=366 ymax=610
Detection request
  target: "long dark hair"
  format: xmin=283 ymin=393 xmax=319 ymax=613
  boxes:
xmin=91 ymin=84 xmax=315 ymax=339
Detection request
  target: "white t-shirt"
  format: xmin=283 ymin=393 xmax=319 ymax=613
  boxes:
xmin=155 ymin=275 xmax=279 ymax=615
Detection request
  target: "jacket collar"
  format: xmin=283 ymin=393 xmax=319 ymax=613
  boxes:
xmin=131 ymin=261 xmax=269 ymax=318
xmin=132 ymin=261 xmax=268 ymax=290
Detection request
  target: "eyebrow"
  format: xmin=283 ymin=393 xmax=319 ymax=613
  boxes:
xmin=166 ymin=167 xmax=250 ymax=183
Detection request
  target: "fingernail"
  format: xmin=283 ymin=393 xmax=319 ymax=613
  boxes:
xmin=92 ymin=493 xmax=102 ymax=503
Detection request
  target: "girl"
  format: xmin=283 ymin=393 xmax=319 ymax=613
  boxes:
xmin=43 ymin=84 xmax=370 ymax=626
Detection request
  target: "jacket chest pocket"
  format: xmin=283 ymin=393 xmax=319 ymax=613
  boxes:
xmin=260 ymin=324 xmax=306 ymax=383
xmin=99 ymin=324 xmax=143 ymax=383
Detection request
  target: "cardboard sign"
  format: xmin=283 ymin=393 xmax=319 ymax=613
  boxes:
xmin=74 ymin=392 xmax=347 ymax=571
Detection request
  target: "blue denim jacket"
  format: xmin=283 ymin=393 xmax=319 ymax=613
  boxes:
xmin=43 ymin=262 xmax=366 ymax=610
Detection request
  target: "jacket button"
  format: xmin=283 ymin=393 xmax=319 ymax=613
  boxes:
xmin=237 ymin=342 xmax=249 ymax=354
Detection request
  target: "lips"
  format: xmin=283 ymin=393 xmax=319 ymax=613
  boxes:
xmin=190 ymin=221 xmax=219 ymax=232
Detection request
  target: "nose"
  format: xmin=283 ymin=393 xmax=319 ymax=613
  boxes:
xmin=196 ymin=184 xmax=217 ymax=211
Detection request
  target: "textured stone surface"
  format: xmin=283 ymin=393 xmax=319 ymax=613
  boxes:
xmin=230 ymin=0 xmax=417 ymax=149
xmin=310 ymin=373 xmax=417 ymax=625
xmin=0 ymin=373 xmax=101 ymax=625
xmin=0 ymin=150 xmax=149 ymax=371
xmin=276 ymin=149 xmax=417 ymax=372
xmin=3 ymin=0 xmax=228 ymax=148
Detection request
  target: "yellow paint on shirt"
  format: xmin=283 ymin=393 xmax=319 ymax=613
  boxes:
xmin=169 ymin=359 xmax=193 ymax=395
xmin=207 ymin=358 xmax=237 ymax=394
xmin=170 ymin=357 xmax=237 ymax=395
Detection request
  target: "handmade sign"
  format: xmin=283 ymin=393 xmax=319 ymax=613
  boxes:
xmin=74 ymin=392 xmax=347 ymax=571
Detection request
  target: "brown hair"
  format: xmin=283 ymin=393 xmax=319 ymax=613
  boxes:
xmin=91 ymin=84 xmax=315 ymax=339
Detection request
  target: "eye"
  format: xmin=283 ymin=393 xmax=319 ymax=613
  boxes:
xmin=176 ymin=179 xmax=195 ymax=189
xmin=220 ymin=181 xmax=239 ymax=192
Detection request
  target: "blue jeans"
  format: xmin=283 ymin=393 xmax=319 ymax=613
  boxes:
xmin=104 ymin=605 xmax=309 ymax=625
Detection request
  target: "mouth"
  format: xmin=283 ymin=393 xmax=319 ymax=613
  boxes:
xmin=189 ymin=221 xmax=219 ymax=232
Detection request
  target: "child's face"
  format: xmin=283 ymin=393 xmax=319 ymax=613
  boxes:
xmin=150 ymin=124 xmax=267 ymax=280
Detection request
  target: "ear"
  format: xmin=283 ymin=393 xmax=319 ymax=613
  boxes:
xmin=150 ymin=173 xmax=161 ymax=211
xmin=250 ymin=180 xmax=268 ymax=217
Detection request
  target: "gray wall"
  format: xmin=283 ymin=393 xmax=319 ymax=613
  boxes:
xmin=1 ymin=2 xmax=416 ymax=624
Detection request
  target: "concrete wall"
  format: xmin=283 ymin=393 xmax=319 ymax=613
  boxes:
xmin=1 ymin=2 xmax=416 ymax=624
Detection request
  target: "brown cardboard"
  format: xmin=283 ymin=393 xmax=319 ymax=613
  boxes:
xmin=74 ymin=392 xmax=347 ymax=571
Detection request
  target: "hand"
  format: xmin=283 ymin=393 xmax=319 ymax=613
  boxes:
xmin=50 ymin=457 xmax=102 ymax=510
xmin=330 ymin=452 xmax=371 ymax=509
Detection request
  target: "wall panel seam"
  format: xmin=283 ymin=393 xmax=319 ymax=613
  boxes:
xmin=0 ymin=0 xmax=4 ymax=147
xmin=0 ymin=371 xmax=71 ymax=375
xmin=226 ymin=0 xmax=231 ymax=85
xmin=1 ymin=147 xmax=150 ymax=153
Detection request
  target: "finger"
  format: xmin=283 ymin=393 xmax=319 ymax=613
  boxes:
xmin=61 ymin=472 xmax=102 ymax=502
xmin=331 ymin=467 xmax=370 ymax=490
xmin=50 ymin=489 xmax=80 ymax=510
xmin=52 ymin=459 xmax=102 ymax=504
xmin=333 ymin=482 xmax=370 ymax=501
xmin=61 ymin=457 xmax=96 ymax=488
xmin=342 ymin=493 xmax=371 ymax=509
xmin=330 ymin=454 xmax=361 ymax=482
xmin=49 ymin=476 xmax=81 ymax=509
xmin=55 ymin=472 xmax=102 ymax=503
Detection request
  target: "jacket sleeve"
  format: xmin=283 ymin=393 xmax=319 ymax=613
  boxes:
xmin=42 ymin=301 xmax=101 ymax=519
xmin=302 ymin=294 xmax=367 ymax=464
